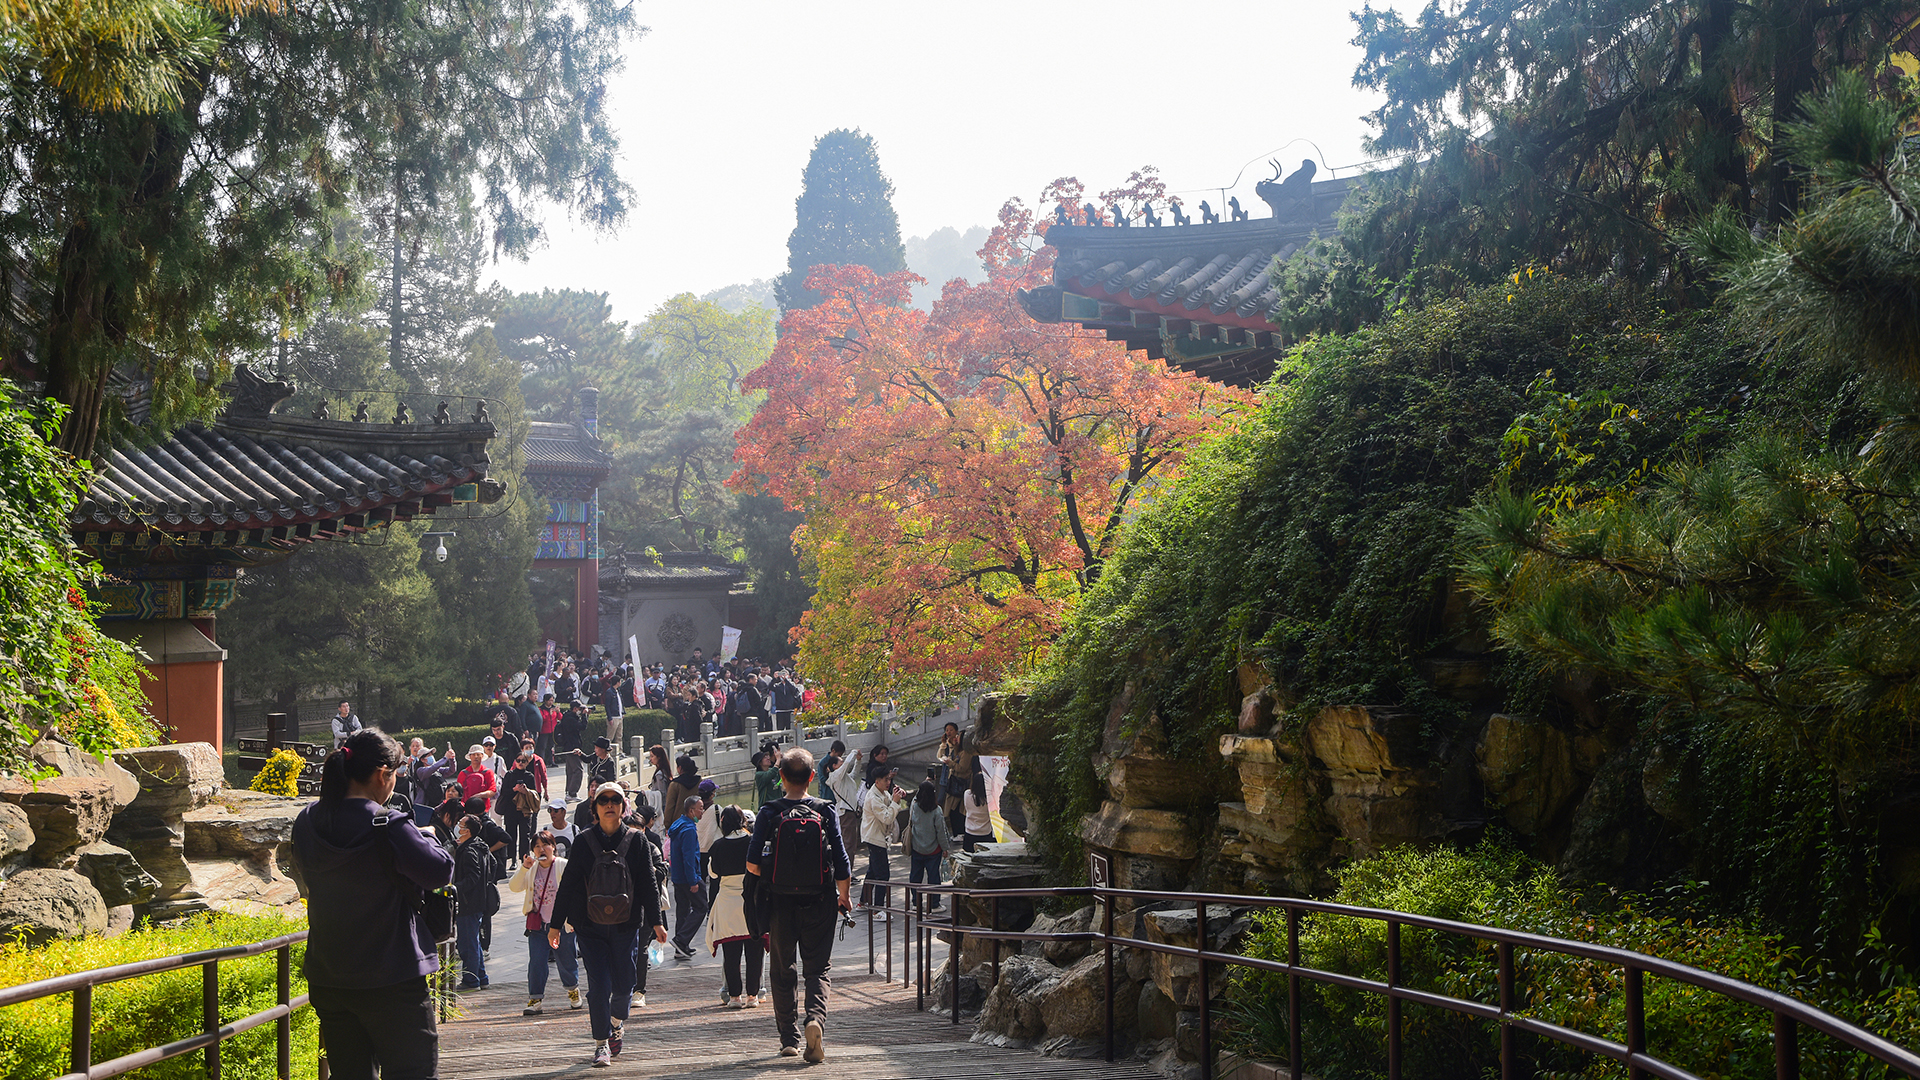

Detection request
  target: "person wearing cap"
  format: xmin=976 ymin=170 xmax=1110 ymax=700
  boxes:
xmin=457 ymin=746 xmax=497 ymax=815
xmin=572 ymin=737 xmax=619 ymax=831
xmin=479 ymin=736 xmax=507 ymax=802
xmin=546 ymin=799 xmax=577 ymax=853
xmin=550 ymin=782 xmax=666 ymax=1067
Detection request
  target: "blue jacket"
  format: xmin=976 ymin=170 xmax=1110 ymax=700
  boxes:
xmin=667 ymin=814 xmax=703 ymax=885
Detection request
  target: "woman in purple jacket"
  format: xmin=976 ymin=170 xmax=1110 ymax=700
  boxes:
xmin=292 ymin=728 xmax=455 ymax=1080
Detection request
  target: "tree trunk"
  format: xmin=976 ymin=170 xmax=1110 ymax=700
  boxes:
xmin=1764 ymin=0 xmax=1820 ymax=224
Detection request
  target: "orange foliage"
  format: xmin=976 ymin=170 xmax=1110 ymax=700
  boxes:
xmin=732 ymin=179 xmax=1255 ymax=705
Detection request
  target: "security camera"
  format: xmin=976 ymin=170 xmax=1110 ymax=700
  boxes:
xmin=434 ymin=537 xmax=449 ymax=563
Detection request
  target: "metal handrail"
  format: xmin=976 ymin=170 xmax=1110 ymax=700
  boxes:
xmin=866 ymin=879 xmax=1920 ymax=1080
xmin=0 ymin=929 xmax=315 ymax=1080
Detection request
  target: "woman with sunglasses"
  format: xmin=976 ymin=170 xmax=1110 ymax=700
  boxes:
xmin=550 ymin=782 xmax=667 ymax=1067
xmin=291 ymin=728 xmax=454 ymax=1079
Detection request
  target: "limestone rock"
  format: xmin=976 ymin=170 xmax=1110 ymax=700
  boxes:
xmin=107 ymin=743 xmax=224 ymax=904
xmin=1238 ymin=689 xmax=1275 ymax=734
xmin=31 ymin=737 xmax=141 ymax=806
xmin=1104 ymin=753 xmax=1199 ymax=810
xmin=0 ymin=868 xmax=107 ymax=945
xmin=1081 ymin=802 xmax=1197 ymax=860
xmin=978 ymin=954 xmax=1059 ymax=1042
xmin=183 ymin=789 xmax=304 ymax=914
xmin=1304 ymin=706 xmax=1448 ymax=856
xmin=0 ymin=801 xmax=32 ymax=875
xmin=1037 ymin=950 xmax=1118 ymax=1040
xmin=1138 ymin=979 xmax=1178 ymax=1040
xmin=0 ymin=776 xmax=117 ymax=863
xmin=1476 ymin=714 xmax=1583 ymax=836
xmin=184 ymin=790 xmax=301 ymax=859
xmin=186 ymin=857 xmax=303 ymax=914
xmin=1142 ymin=907 xmax=1252 ymax=1007
xmin=112 ymin=743 xmax=224 ymax=818
xmin=72 ymin=841 xmax=159 ymax=907
xmin=1025 ymin=904 xmax=1096 ymax=965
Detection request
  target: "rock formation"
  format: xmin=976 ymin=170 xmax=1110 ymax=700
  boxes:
xmin=0 ymin=868 xmax=109 ymax=945
xmin=106 ymin=742 xmax=225 ymax=920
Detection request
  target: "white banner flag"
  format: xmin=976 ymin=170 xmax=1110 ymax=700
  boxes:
xmin=719 ymin=625 xmax=741 ymax=663
xmin=628 ymin=634 xmax=642 ymax=674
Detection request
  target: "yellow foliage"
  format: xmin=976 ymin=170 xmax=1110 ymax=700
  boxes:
xmin=0 ymin=911 xmax=316 ymax=1079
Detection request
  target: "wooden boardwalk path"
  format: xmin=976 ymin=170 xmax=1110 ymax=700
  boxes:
xmin=437 ymin=912 xmax=1159 ymax=1080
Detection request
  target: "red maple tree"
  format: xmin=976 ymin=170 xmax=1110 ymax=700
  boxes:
xmin=732 ymin=173 xmax=1254 ymax=711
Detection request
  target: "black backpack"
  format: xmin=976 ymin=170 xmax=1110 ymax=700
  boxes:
xmin=586 ymin=828 xmax=637 ymax=925
xmin=767 ymin=799 xmax=831 ymax=896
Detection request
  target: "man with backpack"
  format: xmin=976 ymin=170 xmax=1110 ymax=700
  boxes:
xmin=550 ymin=782 xmax=667 ymax=1068
xmin=746 ymin=748 xmax=852 ymax=1064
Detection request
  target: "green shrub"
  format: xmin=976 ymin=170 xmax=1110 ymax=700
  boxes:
xmin=1225 ymin=843 xmax=1920 ymax=1080
xmin=0 ymin=912 xmax=317 ymax=1080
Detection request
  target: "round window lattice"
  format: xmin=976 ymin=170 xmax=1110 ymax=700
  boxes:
xmin=656 ymin=612 xmax=698 ymax=656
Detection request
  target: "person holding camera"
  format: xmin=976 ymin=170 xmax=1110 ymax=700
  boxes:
xmin=292 ymin=728 xmax=454 ymax=1079
xmin=510 ymin=830 xmax=580 ymax=1015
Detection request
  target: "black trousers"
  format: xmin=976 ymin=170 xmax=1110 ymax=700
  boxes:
xmin=309 ymin=976 xmax=437 ymax=1080
xmin=503 ymin=811 xmax=535 ymax=865
xmin=722 ymin=937 xmax=764 ymax=998
xmin=672 ymin=881 xmax=707 ymax=953
xmin=766 ymin=897 xmax=837 ymax=1047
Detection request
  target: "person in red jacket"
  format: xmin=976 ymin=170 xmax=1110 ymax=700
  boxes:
xmin=538 ymin=694 xmax=562 ymax=764
xmin=457 ymin=745 xmax=497 ymax=813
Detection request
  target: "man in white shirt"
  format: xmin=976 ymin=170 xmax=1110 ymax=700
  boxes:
xmin=480 ymin=736 xmax=508 ymax=804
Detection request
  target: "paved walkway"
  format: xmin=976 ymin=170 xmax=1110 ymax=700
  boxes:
xmin=438 ymin=878 xmax=1156 ymax=1079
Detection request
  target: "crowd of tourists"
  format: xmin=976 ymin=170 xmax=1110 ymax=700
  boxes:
xmin=288 ymin=647 xmax=985 ymax=1077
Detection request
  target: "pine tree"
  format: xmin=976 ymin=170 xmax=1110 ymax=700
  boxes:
xmin=0 ymin=0 xmax=640 ymax=455
xmin=773 ymin=129 xmax=908 ymax=312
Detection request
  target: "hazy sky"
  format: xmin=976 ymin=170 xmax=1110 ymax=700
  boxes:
xmin=488 ymin=1 xmax=1395 ymax=322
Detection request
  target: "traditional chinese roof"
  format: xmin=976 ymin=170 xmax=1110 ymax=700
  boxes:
xmin=611 ymin=550 xmax=747 ymax=588
xmin=72 ymin=365 xmax=504 ymax=554
xmin=1019 ymin=175 xmax=1355 ymax=388
xmin=523 ymin=419 xmax=611 ymax=498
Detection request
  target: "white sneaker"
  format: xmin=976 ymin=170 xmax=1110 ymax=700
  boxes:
xmin=523 ymin=997 xmax=542 ymax=1015
xmin=630 ymin=992 xmax=646 ymax=1008
xmin=744 ymin=994 xmax=760 ymax=1008
xmin=591 ymin=1044 xmax=610 ymax=1067
xmin=726 ymin=995 xmax=744 ymax=1009
xmin=568 ymin=987 xmax=582 ymax=1010
xmin=780 ymin=1046 xmax=800 ymax=1057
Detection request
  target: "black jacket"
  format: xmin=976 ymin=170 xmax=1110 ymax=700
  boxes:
xmin=453 ymin=836 xmax=492 ymax=907
xmin=554 ymin=824 xmax=664 ymax=936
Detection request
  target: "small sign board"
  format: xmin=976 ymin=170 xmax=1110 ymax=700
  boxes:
xmin=1088 ymin=850 xmax=1112 ymax=892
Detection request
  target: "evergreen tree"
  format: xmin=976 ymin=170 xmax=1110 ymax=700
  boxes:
xmin=0 ymin=0 xmax=640 ymax=455
xmin=1273 ymin=0 xmax=1920 ymax=337
xmin=774 ymin=129 xmax=908 ymax=312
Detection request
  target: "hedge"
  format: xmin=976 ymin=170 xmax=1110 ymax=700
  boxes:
xmin=0 ymin=912 xmax=318 ymax=1080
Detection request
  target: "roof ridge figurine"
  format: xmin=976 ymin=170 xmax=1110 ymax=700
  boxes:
xmin=1257 ymin=158 xmax=1317 ymax=220
xmin=433 ymin=401 xmax=451 ymax=425
xmin=392 ymin=401 xmax=411 ymax=425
